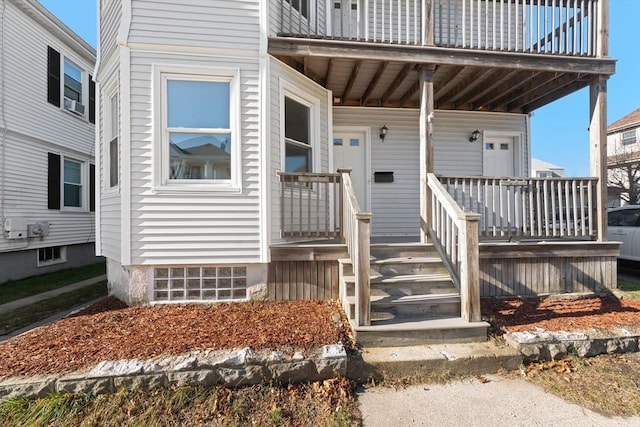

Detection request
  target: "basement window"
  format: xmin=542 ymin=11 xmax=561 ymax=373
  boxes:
xmin=37 ymin=246 xmax=67 ymax=267
xmin=153 ymin=266 xmax=247 ymax=302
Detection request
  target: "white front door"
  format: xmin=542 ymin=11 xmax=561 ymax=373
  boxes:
xmin=332 ymin=0 xmax=359 ymax=38
xmin=483 ymin=136 xmax=515 ymax=176
xmin=333 ymin=131 xmax=368 ymax=210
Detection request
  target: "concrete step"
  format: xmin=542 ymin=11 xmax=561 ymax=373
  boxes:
xmin=350 ymin=317 xmax=490 ymax=347
xmin=369 ymin=243 xmax=439 ymax=259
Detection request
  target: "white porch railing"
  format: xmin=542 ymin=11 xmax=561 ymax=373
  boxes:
xmin=427 ymin=174 xmax=481 ymax=322
xmin=339 ymin=168 xmax=372 ymax=326
xmin=278 ymin=0 xmax=600 ymax=57
xmin=278 ymin=172 xmax=341 ymax=238
xmin=439 ymin=176 xmax=598 ymax=239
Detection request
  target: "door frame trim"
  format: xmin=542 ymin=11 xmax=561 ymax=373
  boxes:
xmin=481 ymin=131 xmax=525 ymax=177
xmin=332 ymin=126 xmax=372 ymax=211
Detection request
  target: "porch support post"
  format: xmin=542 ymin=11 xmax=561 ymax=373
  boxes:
xmin=589 ymin=77 xmax=608 ymax=242
xmin=420 ymin=65 xmax=435 ymax=243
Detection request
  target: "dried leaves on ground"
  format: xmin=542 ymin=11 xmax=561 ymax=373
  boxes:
xmin=0 ymin=298 xmax=352 ymax=379
xmin=482 ymin=296 xmax=640 ymax=333
xmin=524 ymin=353 xmax=640 ymax=416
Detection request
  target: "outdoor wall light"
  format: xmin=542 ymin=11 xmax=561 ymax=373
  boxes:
xmin=469 ymin=129 xmax=481 ymax=142
xmin=380 ymin=125 xmax=388 ymax=142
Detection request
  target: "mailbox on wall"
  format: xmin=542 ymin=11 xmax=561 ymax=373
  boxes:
xmin=374 ymin=172 xmax=394 ymax=183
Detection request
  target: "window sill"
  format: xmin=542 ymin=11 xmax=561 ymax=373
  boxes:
xmin=103 ymin=187 xmax=120 ymax=197
xmin=37 ymin=259 xmax=67 ymax=268
xmin=153 ymin=182 xmax=242 ymax=195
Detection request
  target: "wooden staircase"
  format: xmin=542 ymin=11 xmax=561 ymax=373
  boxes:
xmin=340 ymin=242 xmax=489 ymax=347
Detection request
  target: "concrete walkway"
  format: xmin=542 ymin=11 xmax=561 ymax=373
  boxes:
xmin=0 ymin=275 xmax=106 ymax=315
xmin=358 ymin=374 xmax=640 ymax=426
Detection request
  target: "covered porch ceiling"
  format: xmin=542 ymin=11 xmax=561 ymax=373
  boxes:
xmin=269 ymin=37 xmax=616 ymax=114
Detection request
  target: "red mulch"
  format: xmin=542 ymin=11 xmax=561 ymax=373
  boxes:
xmin=0 ymin=298 xmax=350 ymax=379
xmin=482 ymin=296 xmax=640 ymax=333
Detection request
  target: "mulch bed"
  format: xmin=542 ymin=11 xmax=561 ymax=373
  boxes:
xmin=0 ymin=298 xmax=351 ymax=379
xmin=482 ymin=296 xmax=640 ymax=333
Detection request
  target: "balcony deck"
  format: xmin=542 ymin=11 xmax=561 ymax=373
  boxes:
xmin=269 ymin=0 xmax=614 ymax=113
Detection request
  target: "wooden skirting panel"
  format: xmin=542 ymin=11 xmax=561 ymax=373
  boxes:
xmin=268 ymin=260 xmax=339 ymax=301
xmin=479 ymin=242 xmax=620 ymax=297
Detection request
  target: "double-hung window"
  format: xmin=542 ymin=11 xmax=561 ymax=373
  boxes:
xmin=622 ymin=130 xmax=637 ymax=146
xmin=156 ymin=67 xmax=239 ymax=190
xmin=47 ymin=153 xmax=94 ymax=211
xmin=47 ymin=46 xmax=95 ymax=122
xmin=284 ymin=96 xmax=312 ymax=173
xmin=63 ymin=158 xmax=83 ymax=208
xmin=108 ymin=93 xmax=119 ymax=188
xmin=286 ymin=0 xmax=309 ymax=18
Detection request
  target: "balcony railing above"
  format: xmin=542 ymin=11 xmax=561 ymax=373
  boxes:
xmin=277 ymin=0 xmax=601 ymax=57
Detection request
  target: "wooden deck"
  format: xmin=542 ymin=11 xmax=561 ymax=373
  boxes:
xmin=269 ymin=238 xmax=620 ymax=301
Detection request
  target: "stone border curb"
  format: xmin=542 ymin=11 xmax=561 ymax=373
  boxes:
xmin=504 ymin=329 xmax=640 ymax=362
xmin=0 ymin=345 xmax=347 ymax=400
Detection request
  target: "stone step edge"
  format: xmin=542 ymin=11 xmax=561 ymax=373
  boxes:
xmin=0 ymin=345 xmax=347 ymax=401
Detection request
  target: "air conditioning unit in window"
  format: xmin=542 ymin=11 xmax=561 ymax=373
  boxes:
xmin=63 ymin=97 xmax=85 ymax=116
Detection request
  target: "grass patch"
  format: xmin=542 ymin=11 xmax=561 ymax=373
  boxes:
xmin=0 ymin=262 xmax=106 ymax=304
xmin=525 ymin=354 xmax=640 ymax=416
xmin=0 ymin=378 xmax=361 ymax=427
xmin=618 ymin=278 xmax=640 ymax=298
xmin=0 ymin=282 xmax=107 ymax=335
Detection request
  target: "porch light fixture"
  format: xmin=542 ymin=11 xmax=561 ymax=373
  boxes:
xmin=469 ymin=129 xmax=481 ymax=142
xmin=379 ymin=125 xmax=388 ymax=142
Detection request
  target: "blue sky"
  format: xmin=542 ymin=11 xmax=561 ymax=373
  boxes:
xmin=39 ymin=0 xmax=639 ymax=177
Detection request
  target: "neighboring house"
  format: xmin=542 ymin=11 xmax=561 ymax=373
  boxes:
xmin=606 ymin=108 xmax=640 ymax=207
xmin=96 ymin=0 xmax=617 ymax=345
xmin=531 ymin=158 xmax=566 ymax=178
xmin=0 ymin=0 xmax=99 ymax=283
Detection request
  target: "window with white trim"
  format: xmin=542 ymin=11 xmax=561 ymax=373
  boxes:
xmin=47 ymin=46 xmax=94 ymax=122
xmin=108 ymin=93 xmax=119 ymax=188
xmin=156 ymin=68 xmax=239 ymax=190
xmin=284 ymin=96 xmax=312 ymax=173
xmin=37 ymin=246 xmax=67 ymax=267
xmin=63 ymin=158 xmax=83 ymax=208
xmin=286 ymin=0 xmax=309 ymax=18
xmin=622 ymin=130 xmax=637 ymax=146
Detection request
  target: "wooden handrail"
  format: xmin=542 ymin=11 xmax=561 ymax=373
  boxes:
xmin=340 ymin=169 xmax=371 ymax=326
xmin=427 ymin=173 xmax=481 ymax=322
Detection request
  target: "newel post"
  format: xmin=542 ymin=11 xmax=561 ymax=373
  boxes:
xmin=337 ymin=168 xmax=352 ymax=244
xmin=355 ymin=212 xmax=372 ymax=326
xmin=459 ymin=213 xmax=481 ymax=322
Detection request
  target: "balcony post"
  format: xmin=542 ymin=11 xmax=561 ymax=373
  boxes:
xmin=597 ymin=0 xmax=609 ymax=58
xmin=419 ymin=65 xmax=435 ymax=243
xmin=589 ymin=77 xmax=608 ymax=242
xmin=421 ymin=0 xmax=434 ymax=46
xmin=337 ymin=168 xmax=352 ymax=244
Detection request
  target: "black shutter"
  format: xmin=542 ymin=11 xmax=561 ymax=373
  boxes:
xmin=89 ymin=76 xmax=95 ymax=124
xmin=47 ymin=46 xmax=61 ymax=107
xmin=48 ymin=153 xmax=61 ymax=210
xmin=89 ymin=164 xmax=95 ymax=212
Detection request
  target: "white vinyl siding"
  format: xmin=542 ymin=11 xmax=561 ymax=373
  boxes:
xmin=98 ymin=65 xmax=122 ymax=261
xmin=0 ymin=133 xmax=95 ymax=253
xmin=0 ymin=1 xmax=95 ymax=255
xmin=1 ymin=1 xmax=94 ymax=155
xmin=333 ymin=108 xmax=528 ymax=235
xmin=269 ymin=58 xmax=331 ymax=243
xmin=128 ymin=51 xmax=261 ymax=265
xmin=99 ymin=0 xmax=122 ymax=64
xmin=129 ymin=0 xmax=261 ymax=51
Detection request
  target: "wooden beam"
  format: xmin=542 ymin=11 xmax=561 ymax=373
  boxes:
xmin=590 ymin=76 xmax=608 ymax=242
xmin=341 ymin=60 xmax=362 ymax=105
xmin=268 ymin=38 xmax=616 ymax=75
xmin=522 ymin=78 xmax=592 ymax=113
xmin=440 ymin=68 xmax=496 ymax=108
xmin=434 ymin=66 xmax=466 ymax=102
xmin=360 ymin=61 xmax=387 ymax=106
xmin=466 ymin=70 xmax=519 ymax=106
xmin=398 ymin=80 xmax=420 ymax=108
xmin=381 ymin=64 xmax=412 ymax=105
xmin=324 ymin=57 xmax=334 ymax=87
xmin=489 ymin=72 xmax=558 ymax=110
xmin=507 ymin=73 xmax=584 ymax=111
xmin=475 ymin=71 xmax=540 ymax=109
